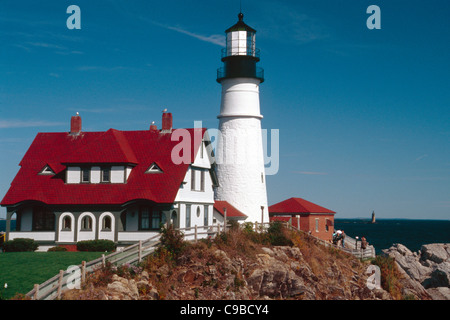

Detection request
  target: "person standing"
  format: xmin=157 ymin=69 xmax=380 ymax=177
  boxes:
xmin=341 ymin=230 xmax=346 ymax=248
xmin=361 ymin=236 xmax=367 ymax=250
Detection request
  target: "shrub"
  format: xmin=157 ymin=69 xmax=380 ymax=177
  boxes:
xmin=159 ymin=224 xmax=186 ymax=261
xmin=3 ymin=238 xmax=38 ymax=252
xmin=48 ymin=246 xmax=68 ymax=252
xmin=372 ymin=255 xmax=404 ymax=299
xmin=267 ymin=222 xmax=293 ymax=246
xmin=76 ymin=239 xmax=116 ymax=252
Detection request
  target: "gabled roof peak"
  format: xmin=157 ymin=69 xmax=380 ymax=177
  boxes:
xmin=269 ymin=197 xmax=336 ymax=214
xmin=62 ymin=128 xmax=138 ymax=165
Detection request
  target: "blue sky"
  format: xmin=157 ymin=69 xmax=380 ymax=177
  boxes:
xmin=0 ymin=0 xmax=449 ymax=220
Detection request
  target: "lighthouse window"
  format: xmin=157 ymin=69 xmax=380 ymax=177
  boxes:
xmin=247 ymin=32 xmax=255 ymax=55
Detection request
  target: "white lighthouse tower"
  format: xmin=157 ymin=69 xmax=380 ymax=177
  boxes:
xmin=215 ymin=12 xmax=269 ymax=224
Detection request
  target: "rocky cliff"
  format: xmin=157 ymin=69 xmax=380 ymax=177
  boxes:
xmin=382 ymin=243 xmax=450 ymax=300
xmin=61 ymin=225 xmax=449 ymax=301
xmin=63 ymin=230 xmax=394 ymax=300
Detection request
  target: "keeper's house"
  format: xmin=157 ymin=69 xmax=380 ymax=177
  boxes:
xmin=1 ymin=112 xmax=222 ymax=251
xmin=269 ymin=197 xmax=336 ymax=242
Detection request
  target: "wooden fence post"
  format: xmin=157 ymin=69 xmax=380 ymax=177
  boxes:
xmin=102 ymin=254 xmax=106 ymax=267
xmin=194 ymin=225 xmax=198 ymax=243
xmin=138 ymin=240 xmax=142 ymax=263
xmin=81 ymin=261 xmax=86 ymax=284
xmin=33 ymin=284 xmax=39 ymax=300
xmin=57 ymin=270 xmax=64 ymax=299
xmin=223 ymin=208 xmax=227 ymax=233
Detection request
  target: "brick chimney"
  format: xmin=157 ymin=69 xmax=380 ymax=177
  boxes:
xmin=70 ymin=112 xmax=82 ymax=135
xmin=149 ymin=121 xmax=158 ymax=131
xmin=161 ymin=112 xmax=172 ymax=133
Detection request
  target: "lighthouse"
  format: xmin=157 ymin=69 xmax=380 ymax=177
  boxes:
xmin=214 ymin=12 xmax=269 ymax=224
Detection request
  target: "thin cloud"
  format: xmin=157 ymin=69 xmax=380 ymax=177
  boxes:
xmin=77 ymin=66 xmax=133 ymax=72
xmin=165 ymin=25 xmax=225 ymax=46
xmin=415 ymin=154 xmax=428 ymax=161
xmin=26 ymin=42 xmax=66 ymax=50
xmin=0 ymin=119 xmax=65 ymax=129
xmin=150 ymin=20 xmax=225 ymax=47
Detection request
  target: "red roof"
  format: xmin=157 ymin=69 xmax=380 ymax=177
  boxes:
xmin=1 ymin=127 xmax=206 ymax=206
xmin=269 ymin=197 xmax=335 ymax=215
xmin=214 ymin=200 xmax=247 ymax=220
xmin=269 ymin=216 xmax=291 ymax=222
xmin=62 ymin=129 xmax=138 ymax=164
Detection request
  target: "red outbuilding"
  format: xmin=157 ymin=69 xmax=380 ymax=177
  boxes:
xmin=269 ymin=197 xmax=336 ymax=242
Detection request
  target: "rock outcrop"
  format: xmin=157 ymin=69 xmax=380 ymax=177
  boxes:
xmin=63 ymin=242 xmax=393 ymax=300
xmin=382 ymin=243 xmax=450 ymax=300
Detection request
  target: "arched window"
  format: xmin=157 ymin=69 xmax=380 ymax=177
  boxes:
xmin=171 ymin=210 xmax=178 ymax=228
xmin=62 ymin=216 xmax=72 ymax=230
xmin=81 ymin=216 xmax=92 ymax=231
xmin=102 ymin=216 xmax=112 ymax=231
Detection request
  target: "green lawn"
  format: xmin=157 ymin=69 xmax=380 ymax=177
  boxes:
xmin=0 ymin=252 xmax=104 ymax=299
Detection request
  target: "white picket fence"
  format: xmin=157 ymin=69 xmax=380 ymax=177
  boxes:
xmin=285 ymin=224 xmax=376 ymax=259
xmin=25 ymin=224 xmax=221 ymax=300
xmin=25 ymin=221 xmax=375 ymax=300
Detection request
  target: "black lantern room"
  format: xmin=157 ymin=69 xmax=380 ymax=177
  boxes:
xmin=217 ymin=13 xmax=264 ymax=83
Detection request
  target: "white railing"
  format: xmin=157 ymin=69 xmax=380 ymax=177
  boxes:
xmin=24 ymin=222 xmax=375 ymax=300
xmin=9 ymin=231 xmax=55 ymax=242
xmin=25 ymin=224 xmax=222 ymax=300
xmin=284 ymin=223 xmax=376 ymax=259
xmin=117 ymin=231 xmax=159 ymax=242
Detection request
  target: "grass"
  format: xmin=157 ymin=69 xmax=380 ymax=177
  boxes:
xmin=371 ymin=255 xmax=405 ymax=300
xmin=0 ymin=251 xmax=104 ymax=299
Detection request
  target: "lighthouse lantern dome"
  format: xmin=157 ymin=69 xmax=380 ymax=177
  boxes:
xmin=223 ymin=13 xmax=259 ymax=59
xmin=217 ymin=12 xmax=263 ymax=83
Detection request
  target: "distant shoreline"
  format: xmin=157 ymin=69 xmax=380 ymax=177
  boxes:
xmin=335 ymin=217 xmax=450 ymax=221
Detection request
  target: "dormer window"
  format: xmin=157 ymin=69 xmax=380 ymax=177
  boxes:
xmin=39 ymin=165 xmax=55 ymax=175
xmin=101 ymin=167 xmax=111 ymax=183
xmin=146 ymin=162 xmax=163 ymax=173
xmin=66 ymin=165 xmax=126 ymax=184
xmin=81 ymin=167 xmax=90 ymax=183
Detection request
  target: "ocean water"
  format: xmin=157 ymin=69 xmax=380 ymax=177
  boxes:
xmin=334 ymin=219 xmax=450 ymax=254
xmin=0 ymin=220 xmax=15 ymax=233
xmin=1 ymin=219 xmax=449 ymax=255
